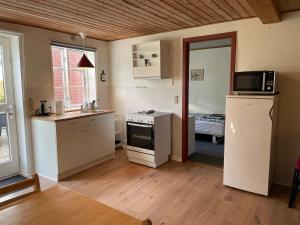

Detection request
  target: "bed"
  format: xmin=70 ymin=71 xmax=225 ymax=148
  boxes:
xmin=191 ymin=113 xmax=225 ymax=138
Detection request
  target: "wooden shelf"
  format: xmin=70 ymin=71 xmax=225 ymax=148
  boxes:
xmin=133 ymin=65 xmax=156 ymax=68
xmin=132 ymin=50 xmax=159 ymax=54
xmin=133 ymin=57 xmax=160 ymax=61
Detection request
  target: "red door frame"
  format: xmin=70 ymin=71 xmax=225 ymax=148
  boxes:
xmin=182 ymin=32 xmax=237 ymax=162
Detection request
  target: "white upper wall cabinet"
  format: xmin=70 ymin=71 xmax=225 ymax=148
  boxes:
xmin=132 ymin=40 xmax=170 ymax=79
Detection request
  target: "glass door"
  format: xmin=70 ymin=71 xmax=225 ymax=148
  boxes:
xmin=0 ymin=36 xmax=20 ymax=178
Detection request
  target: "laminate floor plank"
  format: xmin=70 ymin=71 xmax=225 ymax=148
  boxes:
xmin=37 ymin=149 xmax=299 ymax=225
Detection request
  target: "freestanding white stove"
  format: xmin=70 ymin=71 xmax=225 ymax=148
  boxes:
xmin=125 ymin=110 xmax=172 ymax=168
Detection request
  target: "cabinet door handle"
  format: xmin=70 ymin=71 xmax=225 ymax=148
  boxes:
xmin=269 ymin=105 xmax=274 ymax=122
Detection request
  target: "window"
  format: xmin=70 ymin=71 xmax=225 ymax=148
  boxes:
xmin=51 ymin=45 xmax=96 ymax=109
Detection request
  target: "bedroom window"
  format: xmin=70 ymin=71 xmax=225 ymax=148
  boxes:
xmin=51 ymin=45 xmax=96 ymax=109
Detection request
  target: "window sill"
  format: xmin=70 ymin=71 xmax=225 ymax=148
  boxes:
xmin=64 ymin=108 xmax=81 ymax=113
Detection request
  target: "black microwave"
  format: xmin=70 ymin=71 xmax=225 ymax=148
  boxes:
xmin=233 ymin=71 xmax=277 ymax=95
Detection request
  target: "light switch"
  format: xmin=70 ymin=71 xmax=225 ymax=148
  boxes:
xmin=174 ymin=96 xmax=179 ymax=104
xmin=29 ymin=97 xmax=34 ymax=111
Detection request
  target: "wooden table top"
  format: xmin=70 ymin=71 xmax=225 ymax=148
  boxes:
xmin=0 ymin=185 xmax=143 ymax=225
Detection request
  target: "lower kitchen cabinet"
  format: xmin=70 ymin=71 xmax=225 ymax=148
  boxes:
xmin=31 ymin=112 xmax=115 ymax=181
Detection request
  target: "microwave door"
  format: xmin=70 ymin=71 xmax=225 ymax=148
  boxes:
xmin=234 ymin=73 xmax=264 ymax=93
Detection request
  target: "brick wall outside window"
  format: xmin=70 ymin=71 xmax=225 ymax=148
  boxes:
xmin=67 ymin=49 xmax=86 ymax=106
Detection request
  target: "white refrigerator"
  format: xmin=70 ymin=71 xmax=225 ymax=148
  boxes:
xmin=223 ymin=95 xmax=278 ymax=196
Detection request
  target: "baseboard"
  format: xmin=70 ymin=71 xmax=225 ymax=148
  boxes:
xmin=115 ymin=143 xmax=123 ymax=149
xmin=19 ymin=170 xmax=30 ymax=177
xmin=272 ymin=180 xmax=291 ymax=187
xmin=37 ymin=174 xmax=58 ymax=182
xmin=58 ymin=153 xmax=115 ymax=180
xmin=171 ymin=155 xmax=182 ymax=162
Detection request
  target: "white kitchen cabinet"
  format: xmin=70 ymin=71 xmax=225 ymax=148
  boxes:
xmin=31 ymin=112 xmax=115 ymax=181
xmin=56 ymin=125 xmax=91 ymax=173
xmin=88 ymin=115 xmax=115 ymax=159
xmin=132 ymin=40 xmax=170 ymax=79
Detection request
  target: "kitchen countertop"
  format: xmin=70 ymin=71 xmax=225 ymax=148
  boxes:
xmin=31 ymin=110 xmax=114 ymax=122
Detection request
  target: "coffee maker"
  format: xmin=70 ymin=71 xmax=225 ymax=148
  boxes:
xmin=36 ymin=100 xmax=51 ymax=116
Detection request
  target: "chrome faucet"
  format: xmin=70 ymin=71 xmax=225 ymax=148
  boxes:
xmin=80 ymin=103 xmax=89 ymax=113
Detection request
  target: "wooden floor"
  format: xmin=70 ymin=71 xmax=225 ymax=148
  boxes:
xmin=41 ymin=149 xmax=300 ymax=225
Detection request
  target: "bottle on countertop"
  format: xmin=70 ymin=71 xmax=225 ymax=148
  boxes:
xmin=90 ymin=100 xmax=96 ymax=110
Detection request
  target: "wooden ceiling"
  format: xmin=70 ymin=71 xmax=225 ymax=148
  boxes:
xmin=277 ymin=0 xmax=300 ymax=12
xmin=0 ymin=0 xmax=298 ymax=41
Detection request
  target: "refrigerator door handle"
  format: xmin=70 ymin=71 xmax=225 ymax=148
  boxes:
xmin=269 ymin=105 xmax=274 ymax=122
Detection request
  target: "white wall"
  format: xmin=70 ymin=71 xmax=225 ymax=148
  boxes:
xmin=189 ymin=47 xmax=231 ymax=114
xmin=109 ymin=11 xmax=300 ymax=185
xmin=0 ymin=21 xmax=111 ymax=175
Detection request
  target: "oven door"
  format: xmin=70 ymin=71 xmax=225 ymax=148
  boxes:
xmin=127 ymin=122 xmax=154 ymax=154
xmin=233 ymin=71 xmax=264 ymax=93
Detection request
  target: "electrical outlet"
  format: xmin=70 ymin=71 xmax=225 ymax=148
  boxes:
xmin=29 ymin=97 xmax=34 ymax=111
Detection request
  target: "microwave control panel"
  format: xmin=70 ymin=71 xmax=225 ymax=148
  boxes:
xmin=264 ymin=71 xmax=275 ymax=92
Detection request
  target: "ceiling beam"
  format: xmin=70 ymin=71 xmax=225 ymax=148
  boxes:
xmin=245 ymin=0 xmax=281 ymax=23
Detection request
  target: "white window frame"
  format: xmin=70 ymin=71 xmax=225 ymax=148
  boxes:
xmin=50 ymin=45 xmax=96 ymax=110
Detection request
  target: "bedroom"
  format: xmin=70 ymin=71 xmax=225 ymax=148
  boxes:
xmin=188 ymin=37 xmax=232 ymax=166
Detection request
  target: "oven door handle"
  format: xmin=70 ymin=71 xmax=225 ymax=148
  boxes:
xmin=127 ymin=122 xmax=153 ymax=128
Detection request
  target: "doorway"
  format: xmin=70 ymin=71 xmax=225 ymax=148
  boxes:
xmin=0 ymin=36 xmax=20 ymax=178
xmin=182 ymin=32 xmax=236 ymax=164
